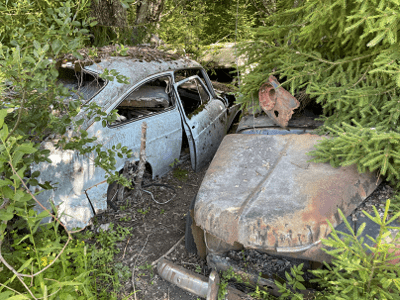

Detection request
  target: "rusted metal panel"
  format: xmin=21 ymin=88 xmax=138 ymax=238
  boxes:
xmin=259 ymin=76 xmax=299 ymax=128
xmin=194 ymin=134 xmax=378 ymax=259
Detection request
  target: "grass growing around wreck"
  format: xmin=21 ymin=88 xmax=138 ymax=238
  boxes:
xmin=0 ymin=216 xmax=134 ymax=299
xmin=218 ymin=200 xmax=400 ymax=300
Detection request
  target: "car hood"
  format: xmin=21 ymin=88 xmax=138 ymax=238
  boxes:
xmin=194 ymin=134 xmax=379 ymax=252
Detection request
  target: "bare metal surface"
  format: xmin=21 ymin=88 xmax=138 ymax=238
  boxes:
xmin=158 ymin=258 xmax=247 ymax=300
xmin=259 ymin=76 xmax=299 ymax=128
xmin=207 ymin=270 xmax=220 ymax=300
xmin=195 ymin=134 xmax=379 ymax=262
xmin=157 ymin=258 xmax=209 ymax=298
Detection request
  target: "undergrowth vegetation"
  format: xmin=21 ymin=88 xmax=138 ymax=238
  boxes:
xmin=218 ymin=200 xmax=400 ymax=300
xmin=0 ymin=214 xmax=133 ymax=299
xmin=1 ymin=0 xmax=400 ymax=299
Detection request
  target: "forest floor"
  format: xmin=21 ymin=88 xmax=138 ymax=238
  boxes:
xmin=83 ymin=154 xmax=394 ymax=300
xmin=90 ymin=159 xmax=210 ymax=300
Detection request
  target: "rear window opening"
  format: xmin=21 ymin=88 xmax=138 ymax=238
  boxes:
xmin=111 ymin=75 xmax=173 ymax=126
xmin=57 ymin=67 xmax=106 ymax=103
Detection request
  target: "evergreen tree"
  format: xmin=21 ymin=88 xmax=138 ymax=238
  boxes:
xmin=238 ymin=0 xmax=400 ymax=187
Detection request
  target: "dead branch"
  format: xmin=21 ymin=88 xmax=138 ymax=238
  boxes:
xmin=0 ymin=198 xmax=10 ymax=210
xmin=0 ymin=282 xmax=25 ymax=296
xmin=0 ymin=237 xmax=38 ymax=299
xmin=151 ymin=236 xmax=184 ymax=267
xmin=0 ymin=162 xmax=73 ymax=276
xmin=5 ymin=91 xmax=25 ymax=143
xmin=134 ymin=121 xmax=147 ymax=199
xmin=122 ymin=236 xmax=132 ymax=260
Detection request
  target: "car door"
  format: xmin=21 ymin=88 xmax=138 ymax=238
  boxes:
xmin=174 ymin=75 xmax=228 ymax=172
xmin=104 ymin=73 xmax=183 ymax=177
xmin=84 ymin=73 xmax=183 ymax=209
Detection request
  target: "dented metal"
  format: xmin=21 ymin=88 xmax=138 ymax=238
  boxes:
xmin=194 ymin=133 xmax=379 ymax=262
xmin=259 ymin=76 xmax=300 ymax=128
xmin=32 ymin=56 xmax=240 ymax=229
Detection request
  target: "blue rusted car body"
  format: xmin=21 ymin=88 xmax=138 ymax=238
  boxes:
xmin=33 ymin=52 xmax=239 ymax=229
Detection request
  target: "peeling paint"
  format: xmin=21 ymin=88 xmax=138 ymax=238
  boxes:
xmin=194 ymin=134 xmax=379 ymax=262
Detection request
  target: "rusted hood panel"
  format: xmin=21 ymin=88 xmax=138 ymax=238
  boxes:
xmin=194 ymin=134 xmax=378 ymax=251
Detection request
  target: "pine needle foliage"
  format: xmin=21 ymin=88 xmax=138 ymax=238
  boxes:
xmin=238 ymin=0 xmax=400 ymax=186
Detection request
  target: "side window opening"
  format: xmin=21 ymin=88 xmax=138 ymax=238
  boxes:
xmin=57 ymin=67 xmax=105 ymax=103
xmin=111 ymin=75 xmax=173 ymax=125
xmin=174 ymin=68 xmax=212 ymax=95
xmin=177 ymin=77 xmax=210 ymax=118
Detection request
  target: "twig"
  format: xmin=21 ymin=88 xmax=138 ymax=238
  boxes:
xmin=0 ymin=160 xmax=75 ymax=298
xmin=5 ymin=91 xmax=25 ymax=142
xmin=0 ymin=239 xmax=38 ymax=300
xmin=0 ymin=281 xmax=25 ymax=296
xmin=151 ymin=236 xmax=184 ymax=267
xmin=122 ymin=236 xmax=131 ymax=260
xmin=0 ymin=231 xmax=72 ymax=278
xmin=8 ymin=162 xmax=68 ymax=233
xmin=132 ymin=234 xmax=151 ymax=300
xmin=0 ymin=198 xmax=9 ymax=210
xmin=141 ymin=188 xmax=176 ymax=205
xmin=6 ymin=162 xmax=73 ymax=277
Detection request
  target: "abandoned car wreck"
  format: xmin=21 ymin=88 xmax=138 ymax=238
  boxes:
xmin=155 ymin=76 xmax=399 ymax=299
xmin=32 ymin=50 xmax=240 ymax=229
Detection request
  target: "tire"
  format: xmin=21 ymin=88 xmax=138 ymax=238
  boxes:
xmin=106 ymin=181 xmax=120 ymax=211
xmin=185 ymin=195 xmax=198 ymax=254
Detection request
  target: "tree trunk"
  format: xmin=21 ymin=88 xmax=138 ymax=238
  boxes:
xmin=91 ymin=0 xmax=127 ymax=27
xmin=136 ymin=0 xmax=165 ymax=24
xmin=132 ymin=0 xmax=165 ymax=44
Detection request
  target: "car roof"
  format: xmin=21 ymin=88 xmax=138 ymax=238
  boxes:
xmin=84 ymin=55 xmax=201 ymax=85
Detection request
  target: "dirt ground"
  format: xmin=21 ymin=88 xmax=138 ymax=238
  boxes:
xmin=90 ymin=159 xmax=209 ymax=300
xmin=84 ymin=149 xmax=395 ymax=300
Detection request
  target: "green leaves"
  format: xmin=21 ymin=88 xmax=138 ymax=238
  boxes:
xmin=239 ymin=0 xmax=400 ymax=190
xmin=307 ymin=200 xmax=400 ymax=299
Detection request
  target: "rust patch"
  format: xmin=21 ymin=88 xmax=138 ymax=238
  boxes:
xmin=242 ymin=164 xmax=376 ymax=251
xmin=194 ymin=134 xmax=379 ymax=261
xmin=259 ymin=76 xmax=299 ymax=128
